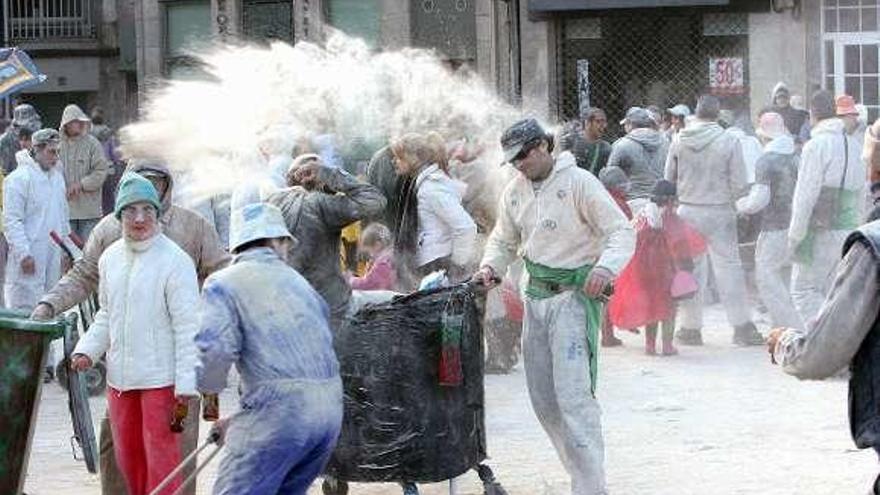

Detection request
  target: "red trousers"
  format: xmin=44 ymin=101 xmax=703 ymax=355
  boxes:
xmin=107 ymin=386 xmax=182 ymax=495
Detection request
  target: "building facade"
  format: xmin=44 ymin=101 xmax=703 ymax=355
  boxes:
xmin=7 ymin=0 xmax=873 ymax=135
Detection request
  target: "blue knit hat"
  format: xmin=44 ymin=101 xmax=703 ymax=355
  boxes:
xmin=114 ymin=172 xmax=162 ymax=219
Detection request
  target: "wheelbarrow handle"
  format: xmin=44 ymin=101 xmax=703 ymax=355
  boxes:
xmin=148 ymin=430 xmax=221 ymax=495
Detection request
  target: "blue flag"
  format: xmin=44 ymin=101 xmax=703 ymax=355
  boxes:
xmin=0 ymin=48 xmax=45 ymax=99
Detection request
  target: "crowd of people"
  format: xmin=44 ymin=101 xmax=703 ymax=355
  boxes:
xmin=5 ymin=79 xmax=880 ymax=494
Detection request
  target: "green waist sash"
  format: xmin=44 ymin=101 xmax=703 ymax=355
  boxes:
xmin=524 ymin=258 xmax=602 ymax=395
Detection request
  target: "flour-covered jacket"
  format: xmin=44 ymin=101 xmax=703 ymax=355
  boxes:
xmin=3 ymin=151 xmax=69 ymax=308
xmin=481 ymin=151 xmax=635 ymax=276
xmin=415 ymin=163 xmax=478 ymax=267
xmin=195 ymin=247 xmax=339 ymax=395
xmin=74 ymin=234 xmax=200 ymax=395
xmin=789 ymin=118 xmax=866 ymax=245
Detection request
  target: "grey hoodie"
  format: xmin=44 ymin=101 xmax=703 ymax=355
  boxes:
xmin=606 ymin=127 xmax=669 ymax=200
xmin=665 ymin=120 xmax=748 ymax=206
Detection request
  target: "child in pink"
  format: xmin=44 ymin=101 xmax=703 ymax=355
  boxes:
xmin=349 ymin=223 xmax=397 ymax=291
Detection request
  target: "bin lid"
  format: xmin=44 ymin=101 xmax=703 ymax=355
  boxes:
xmin=0 ymin=309 xmax=67 ymax=338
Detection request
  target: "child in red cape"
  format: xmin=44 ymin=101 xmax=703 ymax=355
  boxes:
xmin=608 ymin=180 xmax=706 ymax=355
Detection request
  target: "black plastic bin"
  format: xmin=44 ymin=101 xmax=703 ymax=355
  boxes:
xmin=326 ymin=284 xmax=487 ymax=483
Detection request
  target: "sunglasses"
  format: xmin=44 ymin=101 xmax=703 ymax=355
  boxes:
xmin=511 ymin=139 xmax=542 ymax=165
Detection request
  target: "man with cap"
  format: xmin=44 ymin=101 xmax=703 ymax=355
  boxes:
xmin=838 ymin=94 xmax=866 ymax=168
xmin=58 ymin=103 xmax=110 ymax=241
xmin=4 ymin=128 xmax=68 ymax=310
xmin=31 ymin=158 xmax=229 ymax=495
xmin=195 ymin=202 xmax=343 ymax=494
xmin=5 ymin=128 xmax=69 ymax=380
xmin=665 ymin=94 xmax=761 ymax=346
xmin=789 ymin=90 xmax=866 ymax=326
xmin=736 ymin=112 xmax=803 ymax=330
xmin=666 ymin=104 xmax=690 ymax=140
xmin=71 ymin=173 xmax=200 ymax=495
xmin=475 ymin=118 xmax=635 ymax=494
xmin=607 ymin=106 xmax=669 ymax=213
xmin=0 ymin=103 xmax=42 ymax=174
xmin=267 ymin=153 xmax=386 ymax=330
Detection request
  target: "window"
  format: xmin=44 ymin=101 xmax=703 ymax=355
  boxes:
xmin=164 ymin=0 xmax=212 ymax=80
xmin=823 ymin=1 xmax=880 ymax=122
xmin=242 ymin=0 xmax=294 ymax=43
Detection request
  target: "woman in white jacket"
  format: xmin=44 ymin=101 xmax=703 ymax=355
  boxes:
xmin=391 ymin=132 xmax=477 ymax=283
xmin=72 ymin=172 xmax=200 ymax=495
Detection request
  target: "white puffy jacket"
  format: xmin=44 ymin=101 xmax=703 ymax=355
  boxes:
xmin=415 ymin=163 xmax=478 ymax=267
xmin=74 ymin=233 xmax=200 ymax=395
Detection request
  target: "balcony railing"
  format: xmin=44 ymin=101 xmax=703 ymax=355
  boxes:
xmin=5 ymin=0 xmax=96 ymax=42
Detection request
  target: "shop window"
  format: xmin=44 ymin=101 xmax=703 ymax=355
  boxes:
xmin=164 ymin=0 xmax=212 ymax=80
xmin=243 ymin=0 xmax=294 ymax=43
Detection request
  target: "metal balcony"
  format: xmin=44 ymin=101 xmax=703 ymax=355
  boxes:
xmin=4 ymin=0 xmax=97 ymax=43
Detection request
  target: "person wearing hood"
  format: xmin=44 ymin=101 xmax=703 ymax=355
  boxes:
xmin=475 ymin=118 xmax=635 ymax=495
xmin=720 ymin=109 xmax=762 ymax=184
xmin=70 ymin=173 xmax=200 ymax=495
xmin=607 ymin=106 xmax=669 ymax=213
xmin=736 ymin=112 xmax=803 ymax=330
xmin=766 ymin=82 xmax=811 ymax=143
xmin=58 ymin=104 xmax=110 ymax=241
xmin=789 ymin=90 xmax=866 ymax=326
xmin=267 ymin=153 xmax=386 ymax=330
xmin=31 ymin=159 xmax=229 ymax=495
xmin=5 ymin=129 xmax=69 ymax=380
xmin=665 ymin=94 xmax=761 ymax=346
xmin=195 ymin=202 xmax=343 ymax=494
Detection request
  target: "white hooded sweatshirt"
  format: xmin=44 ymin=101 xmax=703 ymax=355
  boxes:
xmin=3 ymin=150 xmax=69 ymax=308
xmin=481 ymin=151 xmax=635 ymax=276
xmin=789 ymin=118 xmax=866 ymax=245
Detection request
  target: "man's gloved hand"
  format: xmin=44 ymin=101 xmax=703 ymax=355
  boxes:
xmin=31 ymin=302 xmax=55 ymax=321
xmin=766 ymin=327 xmax=789 ymax=364
xmin=209 ymin=417 xmax=231 ymax=447
xmin=583 ymin=266 xmax=614 ymax=298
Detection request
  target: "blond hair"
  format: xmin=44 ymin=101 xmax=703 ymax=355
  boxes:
xmin=390 ymin=132 xmax=448 ymax=174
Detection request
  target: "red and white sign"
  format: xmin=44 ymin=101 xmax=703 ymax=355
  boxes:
xmin=708 ymin=57 xmax=744 ymax=95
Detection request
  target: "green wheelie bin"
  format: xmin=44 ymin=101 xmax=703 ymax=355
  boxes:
xmin=0 ymin=310 xmax=69 ymax=494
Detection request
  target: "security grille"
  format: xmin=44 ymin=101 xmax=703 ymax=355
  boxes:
xmin=558 ymin=12 xmax=749 ymax=139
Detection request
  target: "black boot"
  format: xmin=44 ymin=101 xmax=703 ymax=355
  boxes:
xmin=675 ymin=327 xmax=703 ymax=346
xmin=733 ymin=322 xmax=764 ymax=346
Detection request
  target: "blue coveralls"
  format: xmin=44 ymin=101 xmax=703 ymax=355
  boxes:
xmin=195 ymin=247 xmax=343 ymax=495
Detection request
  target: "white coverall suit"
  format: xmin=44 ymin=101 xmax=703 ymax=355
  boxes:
xmin=482 ymin=152 xmax=635 ymax=494
xmin=4 ymin=150 xmax=69 ymax=362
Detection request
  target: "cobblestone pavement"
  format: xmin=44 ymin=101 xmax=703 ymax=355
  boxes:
xmin=21 ymin=306 xmax=878 ymax=494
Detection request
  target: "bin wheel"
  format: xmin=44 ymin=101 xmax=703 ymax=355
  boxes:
xmin=476 ymin=464 xmax=508 ymax=495
xmin=57 ymin=360 xmax=106 ymax=396
xmin=321 ymin=478 xmax=348 ymax=495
